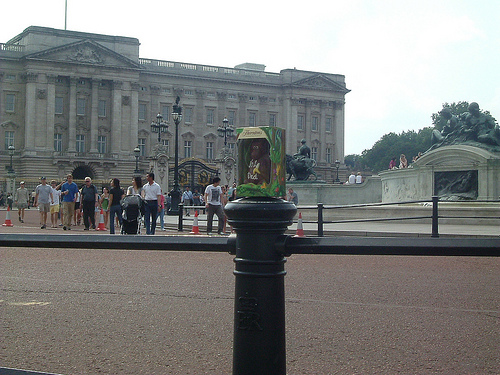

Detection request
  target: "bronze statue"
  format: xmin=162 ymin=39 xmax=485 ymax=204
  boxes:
xmin=286 ymin=139 xmax=317 ymax=181
xmin=428 ymin=102 xmax=500 ymax=153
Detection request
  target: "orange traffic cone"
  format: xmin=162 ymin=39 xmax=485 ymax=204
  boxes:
xmin=294 ymin=212 xmax=305 ymax=237
xmin=190 ymin=210 xmax=200 ymax=234
xmin=2 ymin=206 xmax=14 ymax=227
xmin=96 ymin=209 xmax=106 ymax=231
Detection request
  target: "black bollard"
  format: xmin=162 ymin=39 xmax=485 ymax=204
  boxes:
xmin=224 ymin=197 xmax=297 ymax=375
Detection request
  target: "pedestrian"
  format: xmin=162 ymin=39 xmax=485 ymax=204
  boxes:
xmin=141 ymin=172 xmax=162 ymax=235
xmin=348 ymin=172 xmax=356 ymax=184
xmin=159 ymin=190 xmax=165 ymax=231
xmin=34 ymin=177 xmax=54 ymax=229
xmin=182 ymin=186 xmax=193 ymax=216
xmin=50 ymin=180 xmax=62 ymax=228
xmin=74 ymin=186 xmax=82 ymax=226
xmin=287 ymin=188 xmax=298 ymax=205
xmin=14 ymin=181 xmax=29 ymax=223
xmin=355 ymin=172 xmax=363 ymax=184
xmin=127 ymin=176 xmax=143 ymax=196
xmin=99 ymin=187 xmax=110 ymax=230
xmin=80 ymin=177 xmax=98 ymax=230
xmin=61 ymin=174 xmax=79 ymax=230
xmin=109 ymin=178 xmax=124 ymax=234
xmin=204 ymin=177 xmax=225 ymax=235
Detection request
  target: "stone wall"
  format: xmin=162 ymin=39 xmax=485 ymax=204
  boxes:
xmin=379 ymin=145 xmax=500 ymax=202
xmin=288 ymin=175 xmax=382 ymax=206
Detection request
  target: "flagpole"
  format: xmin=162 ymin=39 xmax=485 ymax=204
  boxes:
xmin=64 ymin=0 xmax=67 ymax=30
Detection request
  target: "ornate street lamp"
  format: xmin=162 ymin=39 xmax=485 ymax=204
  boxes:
xmin=334 ymin=159 xmax=340 ymax=184
xmin=168 ymin=96 xmax=182 ymax=216
xmin=150 ymin=113 xmax=168 ymax=144
xmin=8 ymin=145 xmax=15 ymax=173
xmin=133 ymin=146 xmax=141 ymax=174
xmin=218 ymin=117 xmax=234 ymax=147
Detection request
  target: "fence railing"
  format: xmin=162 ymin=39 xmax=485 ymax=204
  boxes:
xmin=177 ymin=197 xmax=500 ymax=238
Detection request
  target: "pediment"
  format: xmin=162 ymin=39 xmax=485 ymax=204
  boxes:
xmin=292 ymin=74 xmax=350 ymax=93
xmin=25 ymin=39 xmax=142 ymax=70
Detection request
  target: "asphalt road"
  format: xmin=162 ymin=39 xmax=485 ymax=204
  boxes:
xmin=1 ymin=246 xmax=499 ymax=374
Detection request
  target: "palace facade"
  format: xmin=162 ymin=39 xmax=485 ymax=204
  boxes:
xmin=1 ymin=26 xmax=349 ymax=191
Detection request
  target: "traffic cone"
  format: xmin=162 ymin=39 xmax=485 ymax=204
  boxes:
xmin=294 ymin=212 xmax=305 ymax=237
xmin=190 ymin=210 xmax=200 ymax=234
xmin=96 ymin=209 xmax=106 ymax=231
xmin=2 ymin=206 xmax=14 ymax=227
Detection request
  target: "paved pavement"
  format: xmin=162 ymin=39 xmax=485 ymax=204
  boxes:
xmin=1 ymin=207 xmax=498 ymax=238
xmin=1 ymin=246 xmax=499 ymax=374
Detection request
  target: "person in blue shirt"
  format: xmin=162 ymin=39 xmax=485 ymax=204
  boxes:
xmin=60 ymin=174 xmax=79 ymax=230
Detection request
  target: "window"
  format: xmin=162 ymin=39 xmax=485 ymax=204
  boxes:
xmin=76 ymin=135 xmax=85 ymax=153
xmin=5 ymin=131 xmax=14 ymax=150
xmin=97 ymin=136 xmax=107 ymax=154
xmin=325 ymin=117 xmax=333 ymax=132
xmin=55 ymin=97 xmax=64 ymax=114
xmin=162 ymin=139 xmax=169 ymax=154
xmin=98 ymin=100 xmax=106 ymax=117
xmin=54 ymin=134 xmax=62 ymax=152
xmin=269 ymin=113 xmax=277 ymax=127
xmin=206 ymin=109 xmax=214 ymax=125
xmin=5 ymin=94 xmax=15 ymax=112
xmin=138 ymin=138 xmax=146 ymax=156
xmin=184 ymin=107 xmax=193 ymax=123
xmin=248 ymin=112 xmax=256 ymax=127
xmin=77 ymin=98 xmax=86 ymax=116
xmin=227 ymin=110 xmax=236 ymax=126
xmin=228 ymin=94 xmax=236 ymax=99
xmin=184 ymin=140 xmax=192 ymax=158
xmin=297 ymin=114 xmax=304 ymax=130
xmin=312 ymin=116 xmax=319 ymax=131
xmin=206 ymin=142 xmax=214 ymax=160
xmin=185 ymin=90 xmax=194 ymax=96
xmin=138 ymin=104 xmax=147 ymax=121
xmin=326 ymin=148 xmax=332 ymax=164
xmin=311 ymin=147 xmax=318 ymax=161
xmin=161 ymin=105 xmax=170 ymax=121
xmin=228 ymin=143 xmax=235 ymax=154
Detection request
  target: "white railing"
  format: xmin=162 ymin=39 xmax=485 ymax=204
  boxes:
xmin=138 ymin=58 xmax=281 ymax=78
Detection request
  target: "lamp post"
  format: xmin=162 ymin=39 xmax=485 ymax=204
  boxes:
xmin=334 ymin=159 xmax=340 ymax=183
xmin=8 ymin=145 xmax=15 ymax=173
xmin=133 ymin=146 xmax=141 ymax=175
xmin=218 ymin=117 xmax=234 ymax=147
xmin=150 ymin=113 xmax=168 ymax=144
xmin=168 ymin=96 xmax=182 ymax=216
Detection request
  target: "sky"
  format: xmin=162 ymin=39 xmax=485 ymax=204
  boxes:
xmin=1 ymin=0 xmax=499 ymax=155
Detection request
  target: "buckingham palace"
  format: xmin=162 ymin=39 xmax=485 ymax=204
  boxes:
xmin=0 ymin=26 xmax=349 ymax=192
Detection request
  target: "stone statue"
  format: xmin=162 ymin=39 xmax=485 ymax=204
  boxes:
xmin=428 ymin=102 xmax=500 ymax=153
xmin=286 ymin=139 xmax=317 ymax=181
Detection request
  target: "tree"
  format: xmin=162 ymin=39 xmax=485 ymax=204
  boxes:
xmin=358 ymin=127 xmax=432 ymax=173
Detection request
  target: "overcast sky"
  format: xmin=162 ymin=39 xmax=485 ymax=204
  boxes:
xmin=1 ymin=0 xmax=499 ymax=156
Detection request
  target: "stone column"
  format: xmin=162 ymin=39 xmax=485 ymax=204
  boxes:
xmin=111 ymin=81 xmax=123 ymax=155
xmin=89 ymin=79 xmax=100 ymax=153
xmin=68 ymin=77 xmax=78 ymax=153
xmin=334 ymin=100 xmax=345 ymax=162
xmin=24 ymin=72 xmax=38 ymax=153
xmin=46 ymin=74 xmax=56 ymax=153
xmin=129 ymin=82 xmax=139 ymax=153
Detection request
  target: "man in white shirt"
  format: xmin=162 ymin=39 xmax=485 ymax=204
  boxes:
xmin=204 ymin=177 xmax=225 ymax=235
xmin=348 ymin=172 xmax=356 ymax=185
xmin=142 ymin=172 xmax=162 ymax=235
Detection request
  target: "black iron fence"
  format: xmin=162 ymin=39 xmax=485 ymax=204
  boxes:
xmin=178 ymin=197 xmax=500 ymax=238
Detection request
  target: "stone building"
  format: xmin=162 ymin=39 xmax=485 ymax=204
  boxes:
xmin=1 ymin=26 xmax=349 ymax=193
